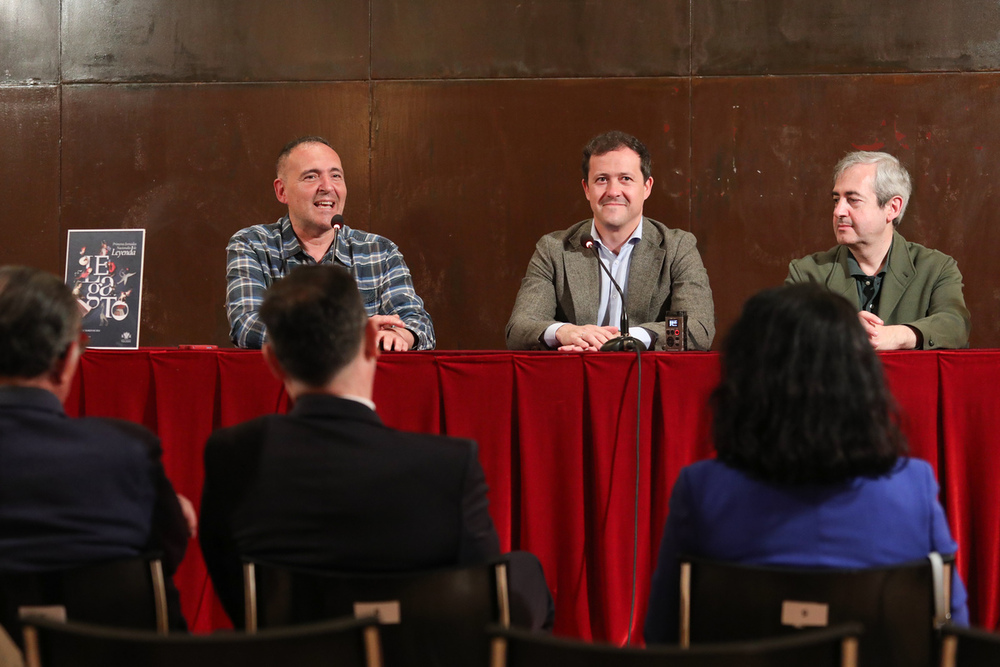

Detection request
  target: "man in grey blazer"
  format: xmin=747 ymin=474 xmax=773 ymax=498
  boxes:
xmin=505 ymin=131 xmax=715 ymax=351
xmin=786 ymin=151 xmax=970 ymax=350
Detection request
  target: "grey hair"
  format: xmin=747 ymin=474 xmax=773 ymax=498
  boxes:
xmin=833 ymin=151 xmax=912 ymax=225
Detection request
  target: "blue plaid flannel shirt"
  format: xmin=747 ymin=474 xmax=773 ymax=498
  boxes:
xmin=226 ymin=217 xmax=436 ymax=350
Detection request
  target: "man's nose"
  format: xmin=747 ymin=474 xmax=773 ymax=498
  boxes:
xmin=833 ymin=199 xmax=849 ymax=218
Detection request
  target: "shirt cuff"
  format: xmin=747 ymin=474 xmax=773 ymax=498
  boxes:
xmin=542 ymin=322 xmax=566 ymax=349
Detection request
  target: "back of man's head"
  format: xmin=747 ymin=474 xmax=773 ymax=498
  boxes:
xmin=260 ymin=265 xmax=366 ymax=388
xmin=0 ymin=266 xmax=81 ymax=380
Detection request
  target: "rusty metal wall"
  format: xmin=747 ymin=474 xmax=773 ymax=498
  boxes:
xmin=2 ymin=1 xmax=997 ymax=348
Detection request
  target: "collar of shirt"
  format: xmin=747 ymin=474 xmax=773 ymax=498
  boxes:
xmin=847 ymin=244 xmax=890 ymax=314
xmin=337 ymin=393 xmax=377 ymax=411
xmin=280 ymin=216 xmax=343 ymax=267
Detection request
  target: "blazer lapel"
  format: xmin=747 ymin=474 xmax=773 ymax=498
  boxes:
xmin=627 ymin=219 xmax=666 ymax=321
xmin=878 ymin=231 xmax=915 ymax=320
xmin=825 ymin=245 xmax=861 ymax=306
xmin=564 ymin=226 xmax=600 ymax=325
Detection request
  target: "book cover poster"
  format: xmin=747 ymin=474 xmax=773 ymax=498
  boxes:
xmin=64 ymin=229 xmax=145 ymax=349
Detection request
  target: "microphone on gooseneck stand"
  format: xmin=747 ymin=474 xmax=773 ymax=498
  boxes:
xmin=331 ymin=214 xmax=344 ymax=261
xmin=580 ymin=233 xmax=647 ymax=352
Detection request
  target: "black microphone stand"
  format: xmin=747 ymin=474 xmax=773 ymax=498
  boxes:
xmin=581 ymin=234 xmax=647 ymax=352
xmin=330 ymin=214 xmax=344 ymax=262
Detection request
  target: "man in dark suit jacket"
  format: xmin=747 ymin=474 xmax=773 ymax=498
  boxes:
xmin=200 ymin=264 xmax=551 ymax=628
xmin=0 ymin=266 xmax=192 ymax=624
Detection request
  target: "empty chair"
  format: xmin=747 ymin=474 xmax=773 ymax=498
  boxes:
xmin=21 ymin=615 xmax=382 ymax=667
xmin=0 ymin=556 xmax=170 ymax=648
xmin=490 ymin=623 xmax=862 ymax=667
xmin=679 ymin=553 xmax=952 ymax=667
xmin=940 ymin=625 xmax=1000 ymax=667
xmin=244 ymin=559 xmax=510 ymax=667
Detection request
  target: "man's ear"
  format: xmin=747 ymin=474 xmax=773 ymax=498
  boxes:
xmin=273 ymin=177 xmax=288 ymax=204
xmin=49 ymin=339 xmax=82 ymax=402
xmin=261 ymin=343 xmax=288 ymax=383
xmin=886 ymin=195 xmax=903 ymax=224
xmin=362 ymin=318 xmax=380 ymax=362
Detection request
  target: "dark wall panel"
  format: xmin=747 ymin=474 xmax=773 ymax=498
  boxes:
xmin=372 ymin=79 xmax=691 ymax=350
xmin=0 ymin=87 xmax=61 ymax=273
xmin=0 ymin=1 xmax=59 ymax=84
xmin=373 ymin=0 xmax=689 ymax=79
xmin=61 ymin=83 xmax=371 ymax=347
xmin=692 ymin=74 xmax=1000 ymax=348
xmin=62 ymin=0 xmax=370 ymax=82
xmin=694 ymin=0 xmax=1000 ymax=75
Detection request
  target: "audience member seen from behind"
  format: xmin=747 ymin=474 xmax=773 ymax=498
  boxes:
xmin=0 ymin=266 xmax=194 ymax=629
xmin=644 ymin=283 xmax=968 ymax=644
xmin=201 ymin=265 xmax=553 ymax=630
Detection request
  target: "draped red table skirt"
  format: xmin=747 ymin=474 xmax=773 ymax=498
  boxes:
xmin=63 ymin=349 xmax=1000 ymax=639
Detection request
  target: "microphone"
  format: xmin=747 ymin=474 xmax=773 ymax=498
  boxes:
xmin=331 ymin=214 xmax=344 ymax=259
xmin=580 ymin=233 xmax=646 ymax=352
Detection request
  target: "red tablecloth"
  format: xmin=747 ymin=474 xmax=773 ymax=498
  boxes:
xmin=63 ymin=349 xmax=1000 ymax=639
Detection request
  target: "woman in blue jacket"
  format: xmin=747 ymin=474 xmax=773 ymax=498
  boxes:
xmin=644 ymin=283 xmax=968 ymax=644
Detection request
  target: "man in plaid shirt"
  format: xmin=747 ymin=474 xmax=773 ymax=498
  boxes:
xmin=226 ymin=136 xmax=435 ymax=350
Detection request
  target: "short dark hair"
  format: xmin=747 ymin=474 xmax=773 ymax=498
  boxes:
xmin=276 ymin=135 xmax=334 ymax=177
xmin=0 ymin=266 xmax=81 ymax=379
xmin=711 ymin=283 xmax=906 ymax=484
xmin=259 ymin=265 xmax=366 ymax=388
xmin=581 ymin=131 xmax=652 ymax=182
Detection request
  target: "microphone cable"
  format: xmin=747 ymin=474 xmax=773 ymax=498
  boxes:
xmin=625 ymin=341 xmax=642 ymax=645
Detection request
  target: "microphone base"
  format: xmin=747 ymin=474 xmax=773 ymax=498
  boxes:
xmin=600 ymin=335 xmax=647 ymax=352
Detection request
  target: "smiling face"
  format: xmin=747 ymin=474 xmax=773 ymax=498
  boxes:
xmin=582 ymin=147 xmax=652 ymax=238
xmin=274 ymin=142 xmax=346 ymax=239
xmin=831 ymin=163 xmax=899 ymax=251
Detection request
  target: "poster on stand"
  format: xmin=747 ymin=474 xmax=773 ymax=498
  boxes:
xmin=64 ymin=229 xmax=145 ymax=349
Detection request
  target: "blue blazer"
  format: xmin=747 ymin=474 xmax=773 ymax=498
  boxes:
xmin=0 ymin=386 xmax=188 ymax=574
xmin=644 ymin=458 xmax=969 ymax=643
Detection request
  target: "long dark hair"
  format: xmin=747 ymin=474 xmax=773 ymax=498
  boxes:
xmin=711 ymin=283 xmax=906 ymax=484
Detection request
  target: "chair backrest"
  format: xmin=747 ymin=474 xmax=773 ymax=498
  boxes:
xmin=679 ymin=553 xmax=951 ymax=667
xmin=243 ymin=559 xmax=510 ymax=667
xmin=0 ymin=556 xmax=169 ymax=649
xmin=21 ymin=615 xmax=382 ymax=667
xmin=489 ymin=623 xmax=862 ymax=667
xmin=940 ymin=625 xmax=1000 ymax=667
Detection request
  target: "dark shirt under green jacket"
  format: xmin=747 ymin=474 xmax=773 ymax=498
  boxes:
xmin=785 ymin=230 xmax=971 ymax=349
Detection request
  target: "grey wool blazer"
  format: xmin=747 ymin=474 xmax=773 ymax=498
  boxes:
xmin=505 ymin=218 xmax=715 ymax=351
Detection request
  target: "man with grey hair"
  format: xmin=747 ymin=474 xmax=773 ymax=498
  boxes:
xmin=786 ymin=151 xmax=970 ymax=349
xmin=0 ymin=265 xmax=194 ymax=628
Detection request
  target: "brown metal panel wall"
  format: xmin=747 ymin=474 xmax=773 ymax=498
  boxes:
xmin=371 ymin=0 xmax=690 ymax=78
xmin=693 ymin=0 xmax=1000 ymax=75
xmin=61 ymin=0 xmax=370 ymax=82
xmin=61 ymin=83 xmax=371 ymax=347
xmin=372 ymin=79 xmax=690 ymax=350
xmin=2 ymin=1 xmax=1000 ymax=348
xmin=0 ymin=88 xmax=61 ymax=273
xmin=0 ymin=1 xmax=59 ymax=84
xmin=693 ymin=74 xmax=1000 ymax=349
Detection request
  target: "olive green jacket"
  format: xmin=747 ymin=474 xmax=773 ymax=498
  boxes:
xmin=786 ymin=231 xmax=970 ymax=349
